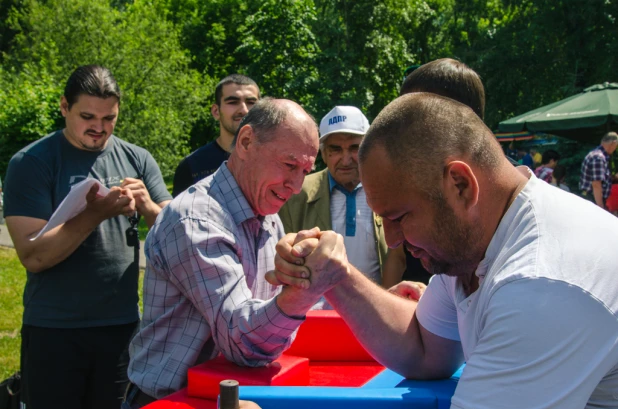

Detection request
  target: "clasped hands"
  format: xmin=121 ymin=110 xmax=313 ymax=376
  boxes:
xmin=267 ymin=227 xmax=426 ymax=308
xmin=266 ymin=227 xmax=349 ymax=299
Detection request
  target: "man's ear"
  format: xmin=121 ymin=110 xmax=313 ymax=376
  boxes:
xmin=443 ymin=161 xmax=479 ymax=212
xmin=234 ymin=125 xmax=255 ymax=159
xmin=60 ymin=96 xmax=69 ymax=117
xmin=211 ymin=103 xmax=220 ymax=121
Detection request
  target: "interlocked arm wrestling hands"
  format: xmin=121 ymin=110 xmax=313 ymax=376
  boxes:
xmin=268 ymin=228 xmax=462 ymax=380
xmin=269 ymin=227 xmax=351 ymax=317
xmin=267 ymin=228 xmax=426 ymax=301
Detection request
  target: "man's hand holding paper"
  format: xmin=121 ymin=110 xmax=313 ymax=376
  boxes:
xmin=7 ymin=178 xmax=137 ymax=273
xmin=85 ymin=183 xmax=136 ymax=221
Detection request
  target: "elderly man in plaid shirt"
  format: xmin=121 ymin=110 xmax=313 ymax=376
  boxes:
xmin=124 ymin=98 xmax=322 ymax=407
xmin=579 ymin=131 xmax=618 ymax=209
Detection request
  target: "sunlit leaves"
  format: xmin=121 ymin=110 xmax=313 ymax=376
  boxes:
xmin=1 ymin=0 xmax=209 ymax=176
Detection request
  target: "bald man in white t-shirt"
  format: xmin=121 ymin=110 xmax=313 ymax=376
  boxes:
xmin=271 ymin=93 xmax=618 ymax=408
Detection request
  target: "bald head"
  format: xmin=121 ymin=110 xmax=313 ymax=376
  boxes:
xmin=359 ymin=93 xmax=503 ymax=195
xmin=232 ymin=98 xmax=317 ymax=147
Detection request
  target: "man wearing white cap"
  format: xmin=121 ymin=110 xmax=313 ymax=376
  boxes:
xmin=279 ymin=106 xmax=387 ymax=308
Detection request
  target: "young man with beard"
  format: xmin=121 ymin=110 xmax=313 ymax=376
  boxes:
xmin=3 ymin=65 xmax=172 ymax=408
xmin=172 ymin=74 xmax=260 ymax=197
xmin=269 ymin=93 xmax=618 ymax=408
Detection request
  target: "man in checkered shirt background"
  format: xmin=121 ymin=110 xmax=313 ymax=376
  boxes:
xmin=124 ymin=98 xmax=325 ymax=407
xmin=579 ymin=131 xmax=618 ymax=209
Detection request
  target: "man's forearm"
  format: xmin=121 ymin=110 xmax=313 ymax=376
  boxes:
xmin=7 ymin=209 xmax=104 ymax=273
xmin=212 ymin=297 xmax=302 ymax=366
xmin=276 ymin=285 xmax=320 ymax=318
xmin=325 ymin=266 xmax=463 ymax=380
xmin=324 ymin=267 xmax=425 ymax=375
xmin=140 ymin=200 xmax=170 ymax=228
xmin=592 ymin=182 xmax=605 ymax=208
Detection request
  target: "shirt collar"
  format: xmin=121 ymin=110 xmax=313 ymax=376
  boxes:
xmin=596 ymin=145 xmax=611 ymax=160
xmin=475 ymin=167 xmax=536 ymax=281
xmin=327 ymin=171 xmax=362 ymax=194
xmin=214 ymin=162 xmax=259 ymax=226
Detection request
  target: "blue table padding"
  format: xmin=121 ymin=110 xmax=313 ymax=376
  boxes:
xmin=363 ymin=366 xmax=462 ymax=409
xmin=239 ymin=386 xmax=436 ymax=409
xmin=239 ymin=366 xmax=464 ymax=409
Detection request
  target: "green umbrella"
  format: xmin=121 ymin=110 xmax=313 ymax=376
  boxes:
xmin=498 ymin=82 xmax=618 ymax=144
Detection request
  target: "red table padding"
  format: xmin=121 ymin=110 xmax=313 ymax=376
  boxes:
xmin=308 ymin=361 xmax=385 ymax=387
xmin=606 ymin=184 xmax=618 ymax=213
xmin=147 ymin=310 xmax=381 ymax=408
xmin=145 ymin=361 xmax=386 ymax=409
xmin=143 ymin=389 xmax=216 ymax=409
xmin=187 ymin=354 xmax=309 ymax=399
xmin=286 ymin=310 xmax=374 ymax=362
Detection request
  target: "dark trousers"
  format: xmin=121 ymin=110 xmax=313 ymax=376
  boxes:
xmin=121 ymin=383 xmax=157 ymax=409
xmin=20 ymin=322 xmax=139 ymax=409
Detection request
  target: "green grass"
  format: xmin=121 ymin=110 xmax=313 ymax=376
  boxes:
xmin=138 ymin=218 xmax=149 ymax=240
xmin=0 ymin=246 xmax=144 ymax=380
xmin=0 ymin=246 xmax=26 ymax=379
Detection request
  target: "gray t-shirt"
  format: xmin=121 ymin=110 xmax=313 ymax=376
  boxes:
xmin=4 ymin=130 xmax=172 ymax=328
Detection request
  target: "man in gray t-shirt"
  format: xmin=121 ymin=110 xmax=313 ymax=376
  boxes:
xmin=3 ymin=65 xmax=171 ymax=409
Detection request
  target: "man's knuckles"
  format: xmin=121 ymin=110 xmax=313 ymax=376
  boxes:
xmin=272 ymin=270 xmax=309 ymax=289
xmin=275 ymin=238 xmax=294 ymax=257
xmin=291 ymin=237 xmax=319 ymax=257
xmin=294 ymin=227 xmax=321 ymax=243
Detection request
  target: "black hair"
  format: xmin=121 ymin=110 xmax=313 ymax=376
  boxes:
xmin=214 ymin=74 xmax=260 ymax=106
xmin=541 ymin=149 xmax=560 ymax=165
xmin=400 ymin=58 xmax=485 ymax=120
xmin=64 ymin=65 xmax=121 ymax=109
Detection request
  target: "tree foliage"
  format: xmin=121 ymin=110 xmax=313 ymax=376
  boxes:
xmin=0 ymin=64 xmax=62 ymax=172
xmin=310 ymin=0 xmax=417 ymax=118
xmin=237 ymin=0 xmax=321 ymax=113
xmin=1 ymin=0 xmax=209 ymax=176
xmin=1 ymin=0 xmax=617 ymax=178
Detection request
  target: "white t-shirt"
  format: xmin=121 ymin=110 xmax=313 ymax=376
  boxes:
xmin=417 ymin=169 xmax=618 ymax=409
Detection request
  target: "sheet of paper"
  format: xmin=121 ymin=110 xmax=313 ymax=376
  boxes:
xmin=30 ymin=178 xmax=110 ymax=241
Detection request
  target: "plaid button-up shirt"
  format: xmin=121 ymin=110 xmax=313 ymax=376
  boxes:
xmin=579 ymin=146 xmax=612 ymax=200
xmin=534 ymin=165 xmax=554 ymax=183
xmin=128 ymin=163 xmax=303 ymax=399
